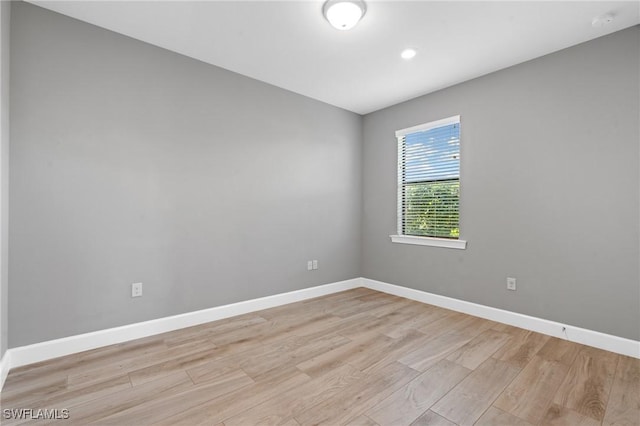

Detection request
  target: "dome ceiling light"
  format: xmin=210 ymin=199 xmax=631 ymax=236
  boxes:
xmin=323 ymin=0 xmax=366 ymax=31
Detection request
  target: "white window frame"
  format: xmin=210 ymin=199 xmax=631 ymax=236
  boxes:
xmin=390 ymin=115 xmax=467 ymax=250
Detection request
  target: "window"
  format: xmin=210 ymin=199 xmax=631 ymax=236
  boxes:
xmin=391 ymin=115 xmax=467 ymax=249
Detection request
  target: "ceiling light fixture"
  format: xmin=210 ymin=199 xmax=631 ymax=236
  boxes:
xmin=401 ymin=48 xmax=417 ymax=60
xmin=323 ymin=0 xmax=366 ymax=31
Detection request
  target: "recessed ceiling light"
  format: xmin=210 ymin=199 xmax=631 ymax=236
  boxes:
xmin=323 ymin=0 xmax=366 ymax=31
xmin=401 ymin=48 xmax=417 ymax=60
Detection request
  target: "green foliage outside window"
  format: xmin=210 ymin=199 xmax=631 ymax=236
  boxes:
xmin=403 ymin=180 xmax=459 ymax=238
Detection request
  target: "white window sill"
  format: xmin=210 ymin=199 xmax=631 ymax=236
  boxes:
xmin=390 ymin=235 xmax=467 ymax=250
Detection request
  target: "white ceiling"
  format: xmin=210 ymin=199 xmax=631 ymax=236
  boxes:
xmin=28 ymin=1 xmax=640 ymax=115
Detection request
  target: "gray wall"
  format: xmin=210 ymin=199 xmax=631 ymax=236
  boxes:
xmin=8 ymin=2 xmax=639 ymax=348
xmin=362 ymin=26 xmax=640 ymax=340
xmin=9 ymin=2 xmax=362 ymax=347
xmin=0 ymin=0 xmax=10 ymax=358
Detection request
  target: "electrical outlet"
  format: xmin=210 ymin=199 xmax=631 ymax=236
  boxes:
xmin=507 ymin=277 xmax=516 ymax=291
xmin=312 ymin=260 xmax=318 ymax=270
xmin=132 ymin=282 xmax=143 ymax=298
xmin=307 ymin=261 xmax=313 ymax=271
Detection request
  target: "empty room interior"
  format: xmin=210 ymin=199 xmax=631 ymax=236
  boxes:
xmin=0 ymin=0 xmax=638 ymax=424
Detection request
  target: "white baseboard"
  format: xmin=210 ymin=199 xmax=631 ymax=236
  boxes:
xmin=362 ymin=278 xmax=640 ymax=359
xmin=2 ymin=276 xmax=637 ymax=392
xmin=0 ymin=350 xmax=10 ymax=391
xmin=5 ymin=278 xmax=362 ymax=376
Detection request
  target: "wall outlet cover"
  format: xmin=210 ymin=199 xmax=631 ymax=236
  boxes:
xmin=132 ymin=282 xmax=143 ymax=297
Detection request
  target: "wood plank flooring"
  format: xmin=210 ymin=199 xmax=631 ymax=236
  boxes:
xmin=1 ymin=288 xmax=638 ymax=425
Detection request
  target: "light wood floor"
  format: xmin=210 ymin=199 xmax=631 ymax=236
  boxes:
xmin=1 ymin=288 xmax=638 ymax=425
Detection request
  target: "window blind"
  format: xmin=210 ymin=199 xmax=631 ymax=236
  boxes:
xmin=396 ymin=116 xmax=460 ymax=239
